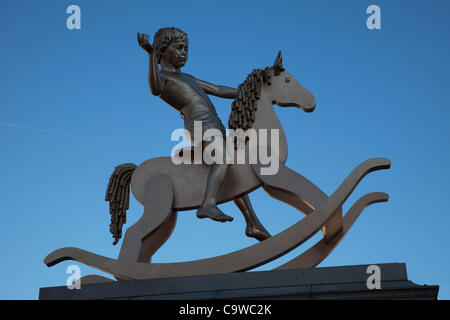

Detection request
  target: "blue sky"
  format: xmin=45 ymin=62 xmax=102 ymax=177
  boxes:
xmin=1 ymin=0 xmax=449 ymax=299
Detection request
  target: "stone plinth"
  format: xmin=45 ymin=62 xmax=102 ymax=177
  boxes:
xmin=39 ymin=263 xmax=439 ymax=300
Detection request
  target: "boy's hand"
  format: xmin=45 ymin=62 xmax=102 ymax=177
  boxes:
xmin=137 ymin=32 xmax=154 ymax=54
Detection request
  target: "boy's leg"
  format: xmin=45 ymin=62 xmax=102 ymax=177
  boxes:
xmin=196 ymin=163 xmax=233 ymax=222
xmin=196 ymin=135 xmax=233 ymax=222
xmin=234 ymin=194 xmax=271 ymax=241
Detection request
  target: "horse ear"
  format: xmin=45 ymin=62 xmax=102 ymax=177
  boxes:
xmin=273 ymin=51 xmax=283 ymax=68
xmin=273 ymin=51 xmax=284 ymax=75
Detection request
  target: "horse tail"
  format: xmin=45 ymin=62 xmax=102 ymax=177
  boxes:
xmin=105 ymin=163 xmax=137 ymax=245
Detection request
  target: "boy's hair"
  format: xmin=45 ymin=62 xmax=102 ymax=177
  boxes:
xmin=153 ymin=27 xmax=188 ymax=63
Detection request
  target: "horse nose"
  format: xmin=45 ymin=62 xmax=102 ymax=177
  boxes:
xmin=305 ymin=95 xmax=316 ymax=112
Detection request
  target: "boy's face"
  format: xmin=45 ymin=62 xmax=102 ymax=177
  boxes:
xmin=163 ymin=38 xmax=188 ymax=69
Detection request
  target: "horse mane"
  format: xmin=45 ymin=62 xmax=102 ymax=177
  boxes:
xmin=228 ymin=65 xmax=284 ymax=131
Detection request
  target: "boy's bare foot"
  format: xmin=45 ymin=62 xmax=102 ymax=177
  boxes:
xmin=246 ymin=225 xmax=271 ymax=242
xmin=196 ymin=205 xmax=233 ymax=222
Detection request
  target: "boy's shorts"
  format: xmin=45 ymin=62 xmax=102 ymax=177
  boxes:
xmin=184 ymin=110 xmax=226 ymax=142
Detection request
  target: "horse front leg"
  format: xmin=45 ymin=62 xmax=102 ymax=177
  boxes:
xmin=234 ymin=194 xmax=271 ymax=241
xmin=252 ymin=162 xmax=343 ymax=243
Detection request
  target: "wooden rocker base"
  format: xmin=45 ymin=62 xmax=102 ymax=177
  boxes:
xmin=44 ymin=158 xmax=390 ymax=282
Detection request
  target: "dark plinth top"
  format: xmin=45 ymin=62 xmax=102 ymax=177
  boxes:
xmin=39 ymin=263 xmax=439 ymax=300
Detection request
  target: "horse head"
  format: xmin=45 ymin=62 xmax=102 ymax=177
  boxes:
xmin=269 ymin=51 xmax=316 ymax=113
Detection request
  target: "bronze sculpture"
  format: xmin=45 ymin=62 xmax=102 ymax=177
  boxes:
xmin=136 ymin=28 xmax=270 ymax=242
xmin=44 ymin=28 xmax=391 ymax=283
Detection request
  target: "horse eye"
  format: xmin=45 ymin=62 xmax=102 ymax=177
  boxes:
xmin=285 ymin=77 xmax=291 ymax=83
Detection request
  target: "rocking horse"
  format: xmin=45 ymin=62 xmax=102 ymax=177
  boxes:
xmin=44 ymin=51 xmax=390 ymax=283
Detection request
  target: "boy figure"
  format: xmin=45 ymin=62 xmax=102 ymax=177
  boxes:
xmin=137 ymin=27 xmax=270 ymax=241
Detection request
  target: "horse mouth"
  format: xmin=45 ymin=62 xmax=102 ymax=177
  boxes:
xmin=277 ymin=101 xmax=316 ymax=112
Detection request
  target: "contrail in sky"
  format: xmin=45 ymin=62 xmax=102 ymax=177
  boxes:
xmin=0 ymin=121 xmax=74 ymax=137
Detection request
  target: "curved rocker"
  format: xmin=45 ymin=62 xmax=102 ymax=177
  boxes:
xmin=44 ymin=158 xmax=390 ymax=280
xmin=276 ymin=191 xmax=389 ymax=270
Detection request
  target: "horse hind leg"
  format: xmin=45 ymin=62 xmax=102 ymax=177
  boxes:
xmin=118 ymin=174 xmax=176 ymax=263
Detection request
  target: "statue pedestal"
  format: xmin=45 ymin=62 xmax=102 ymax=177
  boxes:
xmin=39 ymin=263 xmax=438 ymax=300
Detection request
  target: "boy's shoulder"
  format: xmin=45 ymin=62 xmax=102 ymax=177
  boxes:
xmin=161 ymin=71 xmax=197 ymax=81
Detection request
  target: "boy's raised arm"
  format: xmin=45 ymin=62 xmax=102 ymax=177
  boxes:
xmin=195 ymin=78 xmax=237 ymax=99
xmin=138 ymin=32 xmax=163 ymax=96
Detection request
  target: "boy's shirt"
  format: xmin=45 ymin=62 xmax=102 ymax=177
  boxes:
xmin=160 ymin=71 xmax=226 ymax=139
